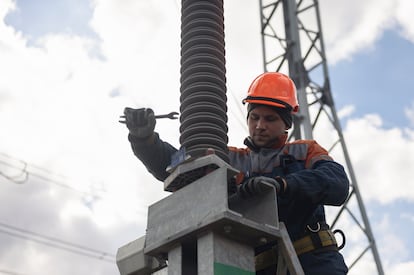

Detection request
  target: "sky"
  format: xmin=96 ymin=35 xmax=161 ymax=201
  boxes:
xmin=0 ymin=0 xmax=414 ymax=274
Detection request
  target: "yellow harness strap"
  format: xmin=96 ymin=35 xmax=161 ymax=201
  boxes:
xmin=254 ymin=230 xmax=338 ymax=271
xmin=255 ymin=247 xmax=278 ymax=271
xmin=293 ymin=229 xmax=337 ymax=256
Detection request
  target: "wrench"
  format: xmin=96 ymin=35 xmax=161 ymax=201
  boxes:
xmin=154 ymin=112 xmax=179 ymax=119
xmin=119 ymin=111 xmax=179 ymax=124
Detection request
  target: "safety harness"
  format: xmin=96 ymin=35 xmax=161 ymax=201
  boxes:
xmin=294 ymin=228 xmax=338 ymax=255
xmin=255 ymin=225 xmax=345 ymax=271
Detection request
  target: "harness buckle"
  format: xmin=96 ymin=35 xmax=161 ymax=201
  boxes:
xmin=333 ymin=229 xmax=346 ymax=250
xmin=306 ymin=222 xmax=321 ymax=233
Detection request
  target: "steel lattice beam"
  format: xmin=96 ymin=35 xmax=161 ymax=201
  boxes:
xmin=258 ymin=0 xmax=384 ymax=274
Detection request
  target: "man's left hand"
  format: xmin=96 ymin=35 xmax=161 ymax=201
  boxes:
xmin=238 ymin=176 xmax=282 ymax=198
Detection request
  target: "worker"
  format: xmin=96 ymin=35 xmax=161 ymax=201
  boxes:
xmin=122 ymin=72 xmax=349 ymax=274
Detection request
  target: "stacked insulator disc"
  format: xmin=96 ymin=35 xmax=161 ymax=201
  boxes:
xmin=179 ymin=0 xmax=229 ymax=163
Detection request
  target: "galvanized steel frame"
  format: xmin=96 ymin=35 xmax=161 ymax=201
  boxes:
xmin=258 ymin=0 xmax=384 ymax=274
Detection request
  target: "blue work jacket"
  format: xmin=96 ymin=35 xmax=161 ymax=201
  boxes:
xmin=129 ymin=132 xmax=349 ymax=274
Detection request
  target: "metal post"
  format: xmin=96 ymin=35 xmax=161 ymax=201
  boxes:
xmin=198 ymin=232 xmax=255 ymax=274
xmin=117 ymin=155 xmax=304 ymax=275
xmin=282 ymin=0 xmax=313 ymax=139
xmin=168 ymin=245 xmax=183 ymax=275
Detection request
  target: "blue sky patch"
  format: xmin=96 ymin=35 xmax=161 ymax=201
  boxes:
xmin=330 ymin=30 xmax=414 ymax=129
xmin=5 ymin=0 xmax=97 ymax=43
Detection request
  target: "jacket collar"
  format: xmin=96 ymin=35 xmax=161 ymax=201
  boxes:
xmin=244 ymin=133 xmax=288 ymax=152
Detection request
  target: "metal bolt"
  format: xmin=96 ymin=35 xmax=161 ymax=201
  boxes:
xmin=223 ymin=225 xmax=232 ymax=234
xmin=259 ymin=237 xmax=268 ymax=245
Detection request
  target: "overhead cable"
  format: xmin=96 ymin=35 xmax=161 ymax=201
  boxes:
xmin=0 ymin=269 xmax=26 ymax=275
xmin=0 ymin=158 xmax=29 ymax=184
xmin=0 ymin=221 xmax=115 ymax=263
xmin=0 ymin=152 xmax=103 ymax=198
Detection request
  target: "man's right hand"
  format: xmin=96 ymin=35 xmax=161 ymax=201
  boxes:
xmin=123 ymin=107 xmax=156 ymax=139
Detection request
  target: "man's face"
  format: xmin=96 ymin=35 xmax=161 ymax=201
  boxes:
xmin=248 ymin=105 xmax=287 ymax=148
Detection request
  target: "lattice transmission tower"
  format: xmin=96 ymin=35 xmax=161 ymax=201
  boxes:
xmin=258 ymin=0 xmax=384 ymax=274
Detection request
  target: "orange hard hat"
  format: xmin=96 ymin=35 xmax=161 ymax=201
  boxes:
xmin=242 ymin=72 xmax=299 ymax=113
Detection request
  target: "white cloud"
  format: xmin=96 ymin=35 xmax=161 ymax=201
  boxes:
xmin=388 ymin=262 xmax=414 ymax=275
xmin=343 ymin=113 xmax=414 ymax=203
xmin=377 ymin=215 xmax=410 ymax=263
xmin=0 ymin=1 xmax=175 ymax=274
xmin=318 ymin=0 xmax=414 ymax=65
xmin=395 ymin=0 xmax=414 ymax=42
xmin=404 ymin=101 xmax=414 ymax=127
xmin=401 ymin=212 xmax=414 ymax=223
xmin=0 ymin=0 xmax=15 ymax=28
xmin=338 ymin=105 xmax=356 ymax=120
xmin=1 ymin=0 xmax=414 ymax=274
xmin=372 ymin=214 xmax=414 ymax=275
xmin=320 ymin=0 xmax=399 ymax=64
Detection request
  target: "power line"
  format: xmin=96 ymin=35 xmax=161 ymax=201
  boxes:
xmin=0 ymin=152 xmax=143 ymax=230
xmin=0 ymin=228 xmax=115 ymax=263
xmin=0 ymin=151 xmax=143 ymax=216
xmin=0 ymin=158 xmax=28 ymax=184
xmin=0 ymin=152 xmax=104 ymax=198
xmin=0 ymin=269 xmax=26 ymax=275
xmin=0 ymin=221 xmax=115 ymax=263
xmin=227 ymin=85 xmax=249 ymax=132
xmin=0 ymin=270 xmax=25 ymax=275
